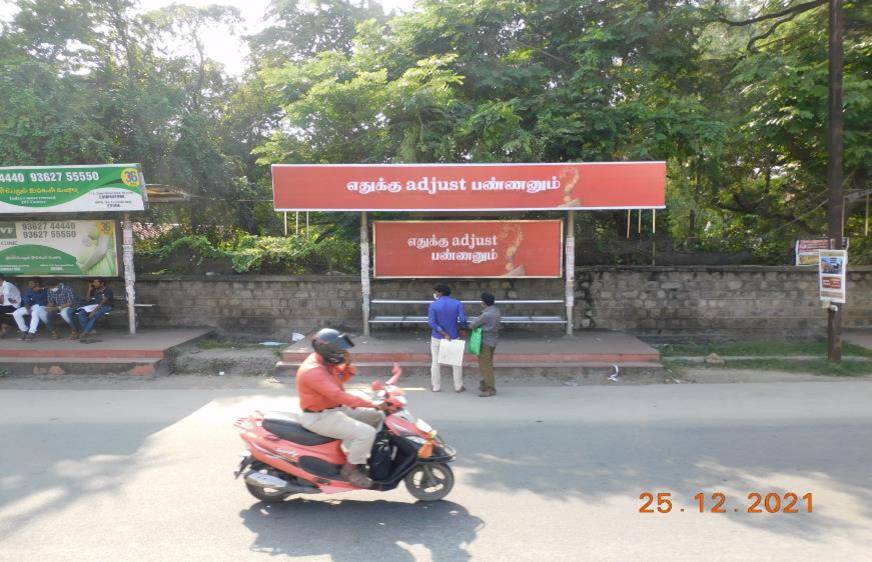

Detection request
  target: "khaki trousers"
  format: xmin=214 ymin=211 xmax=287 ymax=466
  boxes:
xmin=478 ymin=345 xmax=496 ymax=392
xmin=431 ymin=337 xmax=463 ymax=391
xmin=299 ymin=407 xmax=384 ymax=465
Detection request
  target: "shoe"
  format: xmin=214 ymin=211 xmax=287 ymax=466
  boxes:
xmin=18 ymin=331 xmax=27 ymax=341
xmin=478 ymin=389 xmax=496 ymax=397
xmin=69 ymin=331 xmax=79 ymax=340
xmin=24 ymin=333 xmax=36 ymax=342
xmin=431 ymin=386 xmax=440 ymax=392
xmin=50 ymin=330 xmax=60 ymax=340
xmin=455 ymin=385 xmax=466 ymax=393
xmin=340 ymin=463 xmax=373 ymax=488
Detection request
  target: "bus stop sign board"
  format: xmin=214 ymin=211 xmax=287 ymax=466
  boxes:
xmin=0 ymin=164 xmax=146 ymax=213
xmin=273 ymin=162 xmax=665 ymax=211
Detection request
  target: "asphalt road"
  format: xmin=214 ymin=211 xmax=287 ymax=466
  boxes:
xmin=1 ymin=378 xmax=871 ymax=561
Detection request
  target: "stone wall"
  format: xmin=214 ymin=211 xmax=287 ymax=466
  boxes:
xmin=575 ymin=266 xmax=872 ymax=338
xmin=133 ymin=266 xmax=872 ymax=339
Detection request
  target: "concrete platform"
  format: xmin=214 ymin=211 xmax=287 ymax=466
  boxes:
xmin=0 ymin=328 xmax=212 ymax=376
xmin=277 ymin=330 xmax=661 ymax=378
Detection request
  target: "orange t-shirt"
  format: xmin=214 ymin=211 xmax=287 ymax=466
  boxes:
xmin=296 ymin=353 xmax=373 ymax=411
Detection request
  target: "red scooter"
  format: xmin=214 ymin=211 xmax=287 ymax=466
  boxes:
xmin=234 ymin=366 xmax=456 ymax=502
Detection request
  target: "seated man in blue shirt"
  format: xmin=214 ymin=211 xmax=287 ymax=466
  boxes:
xmin=76 ymin=278 xmax=114 ymax=343
xmin=428 ymin=284 xmax=467 ymax=392
xmin=13 ymin=278 xmax=48 ymax=342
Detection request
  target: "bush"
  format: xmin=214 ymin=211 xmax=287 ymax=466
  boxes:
xmin=136 ymin=230 xmax=358 ymax=274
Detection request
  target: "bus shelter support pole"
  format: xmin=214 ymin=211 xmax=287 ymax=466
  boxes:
xmin=565 ymin=210 xmax=575 ymax=335
xmin=361 ymin=211 xmax=371 ymax=336
xmin=122 ymin=212 xmax=137 ymax=335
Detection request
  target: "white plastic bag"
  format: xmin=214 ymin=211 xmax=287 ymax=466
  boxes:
xmin=437 ymin=338 xmax=466 ymax=367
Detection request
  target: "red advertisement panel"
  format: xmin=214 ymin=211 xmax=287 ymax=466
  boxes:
xmin=374 ymin=220 xmax=563 ymax=278
xmin=273 ymin=162 xmax=665 ymax=211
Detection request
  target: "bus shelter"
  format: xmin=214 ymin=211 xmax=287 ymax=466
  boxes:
xmin=0 ymin=164 xmax=147 ymax=334
xmin=271 ymin=162 xmax=666 ymax=336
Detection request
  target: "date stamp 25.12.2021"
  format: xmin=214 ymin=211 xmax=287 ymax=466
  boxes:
xmin=639 ymin=492 xmax=813 ymax=514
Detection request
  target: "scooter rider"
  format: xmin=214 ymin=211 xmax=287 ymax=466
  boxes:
xmin=297 ymin=328 xmax=385 ymax=489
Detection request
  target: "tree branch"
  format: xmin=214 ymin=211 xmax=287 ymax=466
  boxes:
xmin=747 ymin=15 xmax=794 ymax=52
xmin=716 ymin=0 xmax=826 ymax=27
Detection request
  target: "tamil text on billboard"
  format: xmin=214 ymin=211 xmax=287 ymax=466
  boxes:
xmin=373 ymin=220 xmax=563 ymax=278
xmin=0 ymin=220 xmax=119 ymax=276
xmin=0 ymin=164 xmax=146 ymax=213
xmin=273 ymin=162 xmax=665 ymax=211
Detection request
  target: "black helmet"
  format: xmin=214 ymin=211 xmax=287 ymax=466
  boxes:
xmin=312 ymin=328 xmax=355 ymax=364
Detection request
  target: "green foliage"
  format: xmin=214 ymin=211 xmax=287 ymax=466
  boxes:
xmin=136 ymin=231 xmax=358 ymax=274
xmin=0 ymin=0 xmax=274 ymax=233
xmin=0 ymin=0 xmax=869 ymax=269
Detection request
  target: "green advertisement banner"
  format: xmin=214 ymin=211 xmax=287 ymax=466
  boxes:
xmin=0 ymin=164 xmax=146 ymax=213
xmin=0 ymin=220 xmax=119 ymax=276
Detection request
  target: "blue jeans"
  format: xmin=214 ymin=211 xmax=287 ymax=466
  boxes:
xmin=76 ymin=306 xmax=112 ymax=334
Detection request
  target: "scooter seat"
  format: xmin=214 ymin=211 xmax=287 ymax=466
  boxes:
xmin=262 ymin=412 xmax=336 ymax=446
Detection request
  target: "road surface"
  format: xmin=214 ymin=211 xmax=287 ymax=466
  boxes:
xmin=1 ymin=378 xmax=871 ymax=560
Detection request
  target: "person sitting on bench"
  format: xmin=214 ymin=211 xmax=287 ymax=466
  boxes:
xmin=0 ymin=273 xmax=21 ymax=339
xmin=44 ymin=279 xmax=80 ymax=339
xmin=13 ymin=278 xmax=47 ymax=342
xmin=76 ymin=278 xmax=113 ymax=343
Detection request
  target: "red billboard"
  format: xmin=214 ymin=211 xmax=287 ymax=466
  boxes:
xmin=273 ymin=162 xmax=665 ymax=211
xmin=373 ymin=220 xmax=563 ymax=278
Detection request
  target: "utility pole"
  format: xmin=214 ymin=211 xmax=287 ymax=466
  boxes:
xmin=826 ymin=0 xmax=844 ymax=362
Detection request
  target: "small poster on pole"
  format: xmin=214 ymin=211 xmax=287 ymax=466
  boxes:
xmin=819 ymin=250 xmax=847 ymax=304
xmin=795 ymin=239 xmax=831 ymax=266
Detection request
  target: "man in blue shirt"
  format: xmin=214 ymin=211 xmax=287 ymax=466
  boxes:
xmin=428 ymin=284 xmax=467 ymax=392
xmin=13 ymin=278 xmax=48 ymax=341
xmin=76 ymin=278 xmax=114 ymax=343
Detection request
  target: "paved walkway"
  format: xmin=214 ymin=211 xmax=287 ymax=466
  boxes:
xmin=845 ymin=330 xmax=872 ymax=350
xmin=285 ymin=329 xmax=660 ymax=364
xmin=0 ymin=328 xmax=211 ymax=359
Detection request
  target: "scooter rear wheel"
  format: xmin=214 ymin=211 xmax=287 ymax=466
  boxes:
xmin=404 ymin=463 xmax=454 ymax=501
xmin=245 ymin=481 xmax=290 ymax=502
xmin=244 ymin=468 xmax=291 ymax=502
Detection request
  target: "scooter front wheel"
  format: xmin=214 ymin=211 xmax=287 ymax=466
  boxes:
xmin=404 ymin=463 xmax=454 ymax=501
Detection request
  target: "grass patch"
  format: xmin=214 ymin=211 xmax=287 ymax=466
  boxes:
xmin=664 ymin=357 xmax=872 ymax=377
xmin=659 ymin=340 xmax=872 ymax=358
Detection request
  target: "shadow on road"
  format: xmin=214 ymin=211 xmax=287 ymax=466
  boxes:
xmin=0 ymin=393 xmax=213 ymax=541
xmin=239 ymin=498 xmax=483 ymax=561
xmin=446 ymin=419 xmax=872 ymax=542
